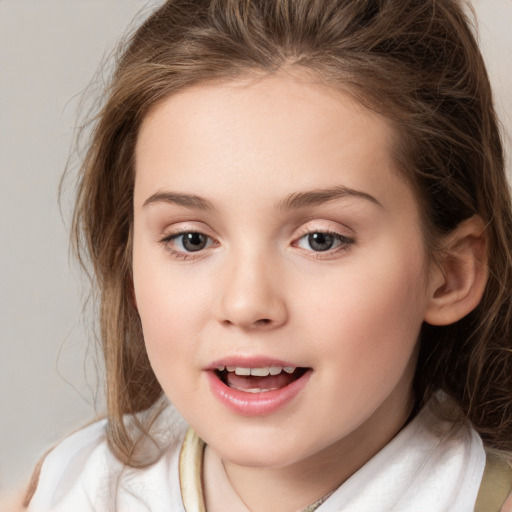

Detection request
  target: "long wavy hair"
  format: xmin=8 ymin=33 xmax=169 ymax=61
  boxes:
xmin=68 ymin=0 xmax=512 ymax=465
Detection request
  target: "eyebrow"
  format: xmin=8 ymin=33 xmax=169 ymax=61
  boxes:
xmin=143 ymin=191 xmax=214 ymax=210
xmin=277 ymin=186 xmax=382 ymax=210
xmin=142 ymin=185 xmax=382 ymax=211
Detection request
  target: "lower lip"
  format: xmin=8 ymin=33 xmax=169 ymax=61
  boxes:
xmin=206 ymin=369 xmax=311 ymax=416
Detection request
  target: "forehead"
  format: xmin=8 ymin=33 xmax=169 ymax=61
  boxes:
xmin=137 ymin=70 xmax=393 ymax=157
xmin=134 ymin=70 xmax=412 ymax=214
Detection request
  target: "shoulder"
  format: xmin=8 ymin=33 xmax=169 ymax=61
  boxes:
xmin=27 ymin=407 xmax=188 ymax=512
xmin=27 ymin=418 xmax=115 ymax=511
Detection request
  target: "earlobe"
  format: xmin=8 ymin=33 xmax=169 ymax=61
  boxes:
xmin=424 ymin=215 xmax=488 ymax=326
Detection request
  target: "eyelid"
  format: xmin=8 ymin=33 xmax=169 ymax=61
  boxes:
xmin=158 ymin=220 xmax=215 ymax=242
xmin=293 ymin=220 xmax=354 ymax=240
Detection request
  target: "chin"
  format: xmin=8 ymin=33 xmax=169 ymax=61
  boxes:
xmin=207 ymin=427 xmax=320 ymax=469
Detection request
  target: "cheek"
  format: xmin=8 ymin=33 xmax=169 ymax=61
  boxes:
xmin=297 ymin=246 xmax=427 ymax=377
xmin=137 ymin=285 xmax=199 ymax=351
xmin=295 ymin=256 xmax=426 ymax=433
xmin=132 ymin=253 xmax=207 ymax=382
xmin=135 ymin=282 xmax=207 ymax=405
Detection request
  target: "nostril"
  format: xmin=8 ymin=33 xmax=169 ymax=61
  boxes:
xmin=221 ymin=318 xmax=273 ymax=329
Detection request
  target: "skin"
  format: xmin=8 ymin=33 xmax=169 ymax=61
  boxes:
xmin=132 ymin=70 xmax=449 ymax=512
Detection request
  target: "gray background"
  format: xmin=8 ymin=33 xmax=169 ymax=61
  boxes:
xmin=0 ymin=0 xmax=511 ymax=494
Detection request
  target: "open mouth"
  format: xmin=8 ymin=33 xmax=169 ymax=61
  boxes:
xmin=214 ymin=365 xmax=309 ymax=393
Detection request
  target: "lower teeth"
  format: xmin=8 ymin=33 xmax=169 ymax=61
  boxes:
xmin=235 ymin=387 xmax=279 ymax=393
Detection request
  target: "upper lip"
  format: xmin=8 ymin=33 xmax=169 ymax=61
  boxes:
xmin=205 ymin=356 xmax=306 ymax=371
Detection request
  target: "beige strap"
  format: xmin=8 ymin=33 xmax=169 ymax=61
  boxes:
xmin=179 ymin=428 xmax=207 ymax=512
xmin=474 ymin=451 xmax=512 ymax=512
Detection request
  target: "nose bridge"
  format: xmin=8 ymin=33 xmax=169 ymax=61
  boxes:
xmin=216 ymin=242 xmax=287 ymax=329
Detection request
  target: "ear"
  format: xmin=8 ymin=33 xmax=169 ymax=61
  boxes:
xmin=424 ymin=215 xmax=488 ymax=326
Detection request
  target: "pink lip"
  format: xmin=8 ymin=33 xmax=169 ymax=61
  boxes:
xmin=205 ymin=358 xmax=311 ymax=416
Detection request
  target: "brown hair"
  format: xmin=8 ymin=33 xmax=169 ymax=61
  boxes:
xmin=71 ymin=0 xmax=512 ymax=465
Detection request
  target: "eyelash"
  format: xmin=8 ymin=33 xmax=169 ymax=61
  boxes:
xmin=159 ymin=230 xmax=216 ymax=260
xmin=159 ymin=229 xmax=355 ymax=260
xmin=294 ymin=230 xmax=355 ymax=259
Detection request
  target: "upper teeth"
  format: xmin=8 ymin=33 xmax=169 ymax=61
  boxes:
xmin=217 ymin=366 xmax=296 ymax=376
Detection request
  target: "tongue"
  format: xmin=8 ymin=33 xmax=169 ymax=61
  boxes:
xmin=226 ymin=372 xmax=296 ymax=391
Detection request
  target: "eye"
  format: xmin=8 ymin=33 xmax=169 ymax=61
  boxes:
xmin=176 ymin=232 xmax=210 ymax=252
xmin=295 ymin=231 xmax=354 ymax=253
xmin=161 ymin=231 xmax=215 ymax=256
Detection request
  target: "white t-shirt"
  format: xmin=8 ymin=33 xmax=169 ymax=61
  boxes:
xmin=28 ymin=401 xmax=486 ymax=512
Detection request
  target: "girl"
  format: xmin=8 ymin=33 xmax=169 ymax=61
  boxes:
xmin=23 ymin=0 xmax=512 ymax=510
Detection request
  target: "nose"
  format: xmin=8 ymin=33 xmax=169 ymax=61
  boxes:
xmin=214 ymin=249 xmax=288 ymax=331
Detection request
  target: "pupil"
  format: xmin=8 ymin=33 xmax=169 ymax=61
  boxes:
xmin=183 ymin=233 xmax=207 ymax=252
xmin=308 ymin=232 xmax=334 ymax=251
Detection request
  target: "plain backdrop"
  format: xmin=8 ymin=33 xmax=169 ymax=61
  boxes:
xmin=0 ymin=0 xmax=511 ymax=494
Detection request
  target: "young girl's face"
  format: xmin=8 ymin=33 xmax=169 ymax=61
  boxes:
xmin=132 ymin=71 xmax=434 ymax=470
